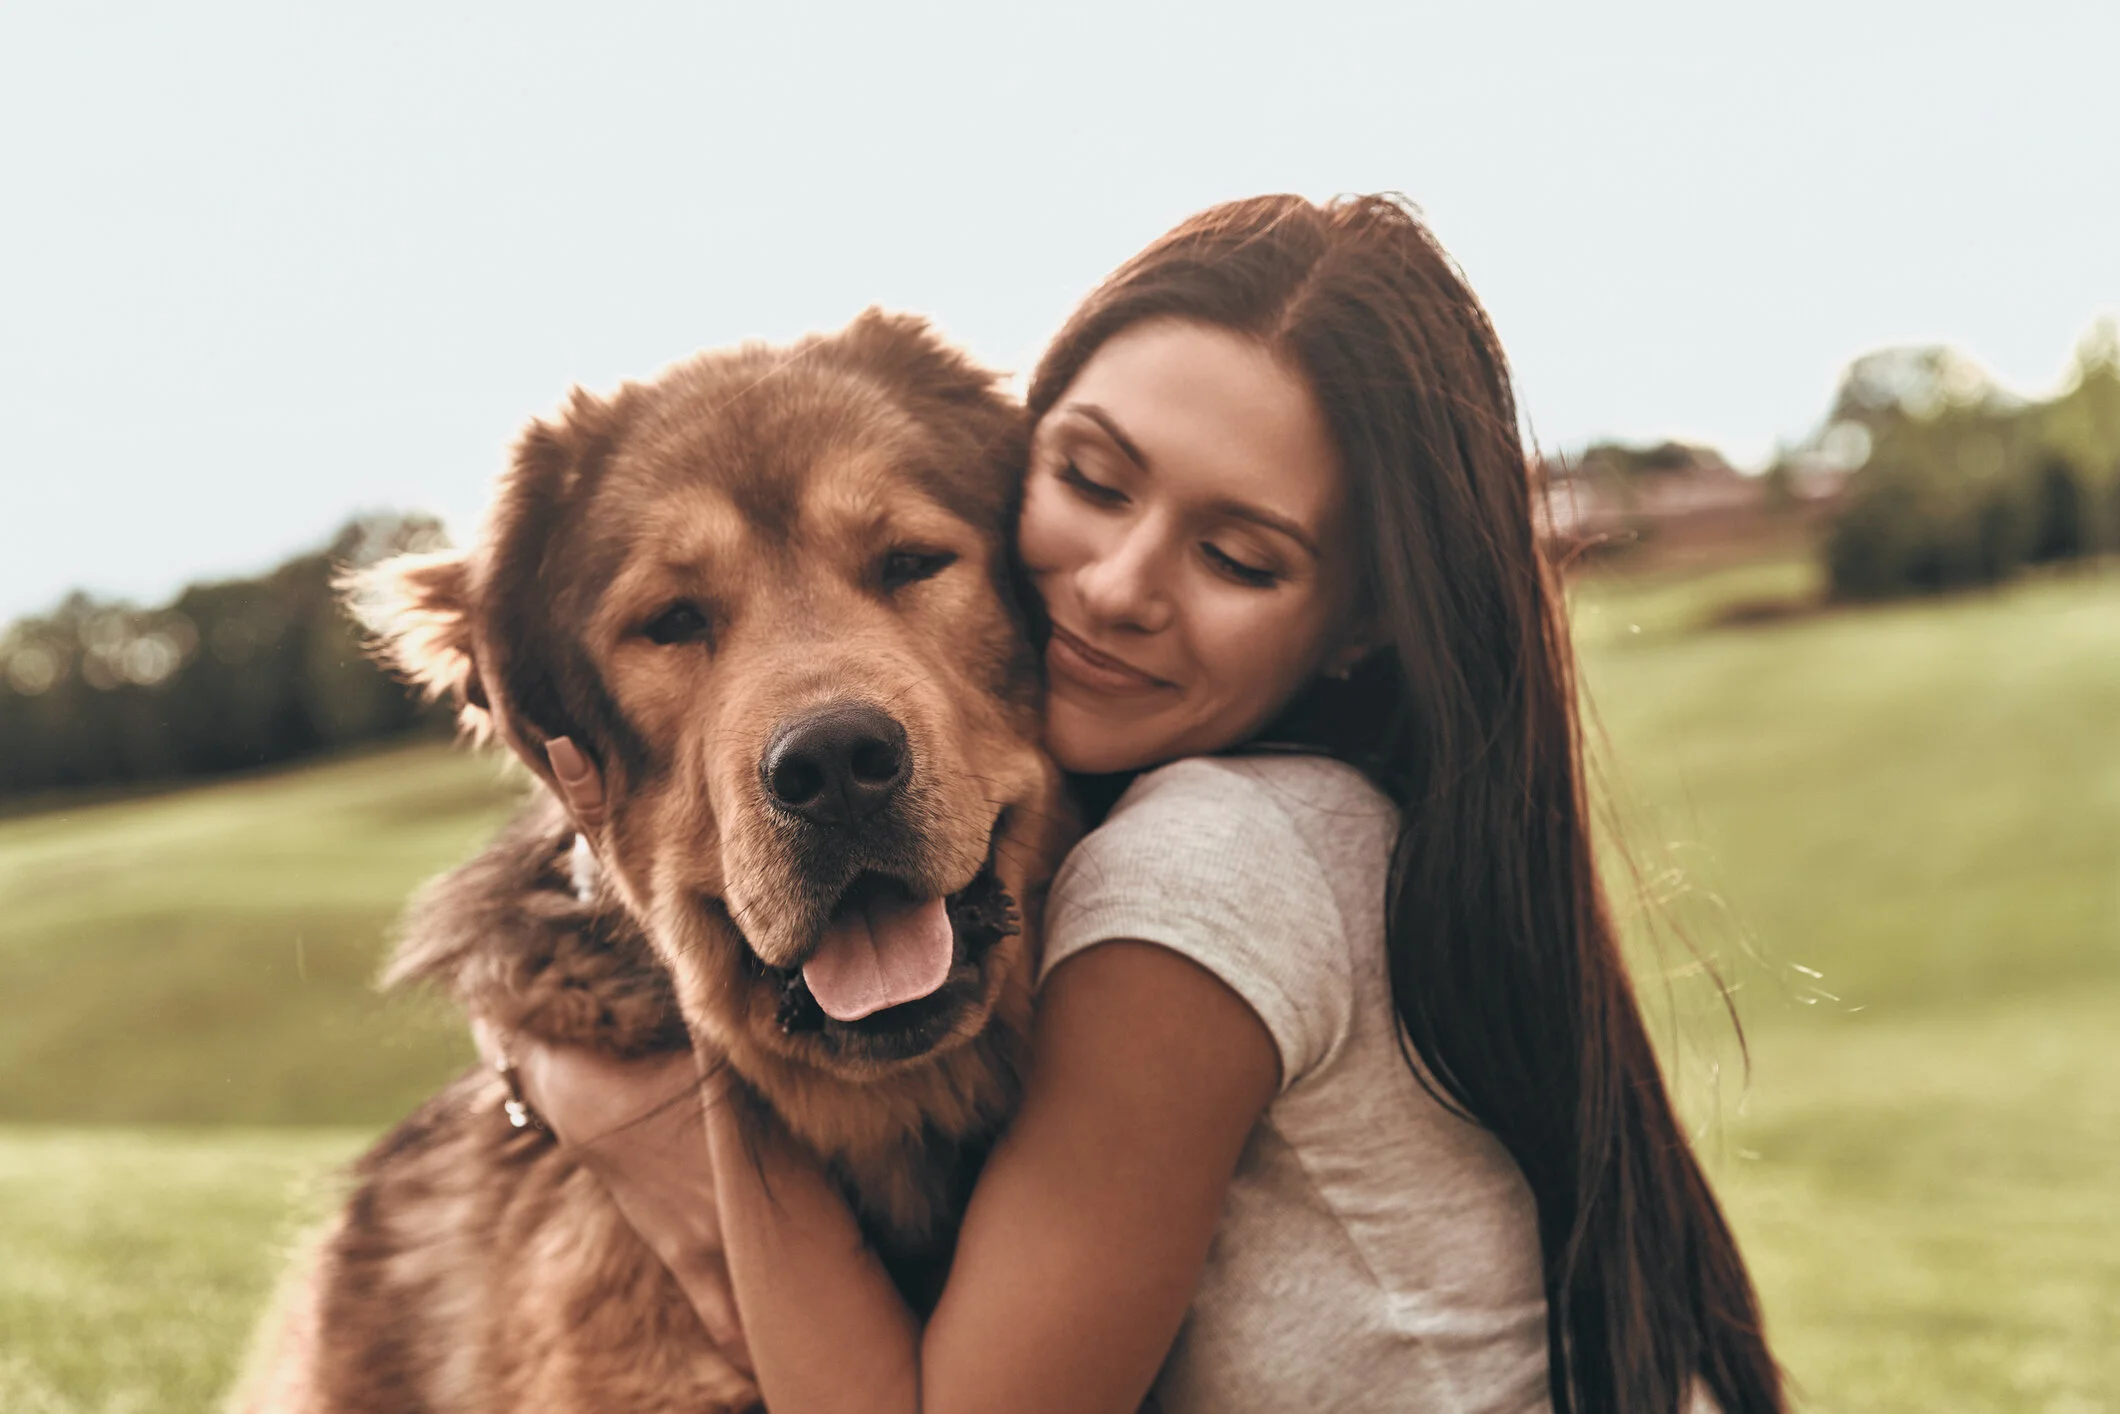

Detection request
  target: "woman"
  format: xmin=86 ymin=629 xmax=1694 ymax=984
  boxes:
xmin=495 ymin=193 xmax=1784 ymax=1414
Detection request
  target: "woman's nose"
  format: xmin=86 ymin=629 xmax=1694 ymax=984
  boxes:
xmin=1074 ymin=521 xmax=1173 ymax=634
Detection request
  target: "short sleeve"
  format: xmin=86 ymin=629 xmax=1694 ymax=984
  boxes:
xmin=1038 ymin=757 xmax=1359 ymax=1090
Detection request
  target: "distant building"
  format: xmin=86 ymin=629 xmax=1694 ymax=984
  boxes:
xmin=1534 ymin=440 xmax=1842 ymax=557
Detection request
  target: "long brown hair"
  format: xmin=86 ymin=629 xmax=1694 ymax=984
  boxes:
xmin=1028 ymin=195 xmax=1783 ymax=1414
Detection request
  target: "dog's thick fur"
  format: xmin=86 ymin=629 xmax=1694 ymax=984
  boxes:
xmin=235 ymin=312 xmax=1073 ymax=1413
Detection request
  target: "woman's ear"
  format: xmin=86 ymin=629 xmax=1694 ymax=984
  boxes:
xmin=1323 ymin=617 xmax=1382 ymax=681
xmin=341 ymin=549 xmax=493 ymax=740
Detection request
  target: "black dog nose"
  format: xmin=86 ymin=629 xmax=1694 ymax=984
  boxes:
xmin=761 ymin=703 xmax=910 ymax=828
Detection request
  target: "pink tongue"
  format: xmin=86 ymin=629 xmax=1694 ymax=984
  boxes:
xmin=802 ymin=893 xmax=954 ymax=1022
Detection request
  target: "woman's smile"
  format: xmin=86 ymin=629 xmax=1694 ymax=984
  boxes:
xmin=1044 ymin=620 xmax=1178 ymax=697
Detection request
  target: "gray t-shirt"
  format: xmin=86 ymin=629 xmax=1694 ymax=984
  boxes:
xmin=1039 ymin=753 xmax=1553 ymax=1414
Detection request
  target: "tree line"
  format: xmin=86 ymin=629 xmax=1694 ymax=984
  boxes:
xmin=0 ymin=514 xmax=445 ymax=802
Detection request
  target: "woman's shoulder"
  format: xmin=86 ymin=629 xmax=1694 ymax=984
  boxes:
xmin=1094 ymin=752 xmax=1400 ymax=908
xmin=1043 ymin=751 xmax=1398 ymax=1090
xmin=1106 ymin=750 xmax=1396 ymax=835
xmin=1075 ymin=752 xmax=1397 ymax=926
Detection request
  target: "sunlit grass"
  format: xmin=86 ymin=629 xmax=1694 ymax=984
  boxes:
xmin=1578 ymin=560 xmax=2120 ymax=1411
xmin=0 ymin=740 xmax=520 ymax=1124
xmin=1580 ymin=562 xmax=2120 ymax=1016
xmin=1711 ymin=992 xmax=2120 ymax=1412
xmin=0 ymin=1126 xmax=366 ymax=1414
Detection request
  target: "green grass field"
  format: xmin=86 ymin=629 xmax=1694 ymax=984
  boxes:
xmin=0 ymin=740 xmax=520 ymax=1125
xmin=3 ymin=561 xmax=2116 ymax=1412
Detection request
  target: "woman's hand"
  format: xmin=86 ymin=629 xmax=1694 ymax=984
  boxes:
xmin=469 ymin=1019 xmax=750 ymax=1373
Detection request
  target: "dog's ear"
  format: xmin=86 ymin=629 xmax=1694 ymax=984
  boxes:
xmin=836 ymin=307 xmax=1026 ymax=510
xmin=502 ymin=387 xmax=621 ymax=508
xmin=341 ymin=549 xmax=492 ymax=740
xmin=837 ymin=307 xmax=1011 ymax=411
xmin=476 ymin=387 xmax=624 ymax=752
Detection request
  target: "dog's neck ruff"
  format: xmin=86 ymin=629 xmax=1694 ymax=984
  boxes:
xmin=567 ymin=833 xmax=599 ymax=903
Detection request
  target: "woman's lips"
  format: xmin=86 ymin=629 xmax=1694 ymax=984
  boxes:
xmin=1045 ymin=622 xmax=1175 ymax=697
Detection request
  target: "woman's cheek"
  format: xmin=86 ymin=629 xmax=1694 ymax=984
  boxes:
xmin=1195 ymin=584 xmax=1326 ymax=706
xmin=1013 ymin=476 xmax=1072 ymax=576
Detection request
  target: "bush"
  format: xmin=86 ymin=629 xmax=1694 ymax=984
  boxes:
xmin=1821 ymin=409 xmax=2118 ymax=601
xmin=1821 ymin=327 xmax=2120 ymax=601
xmin=2026 ymin=456 xmax=2093 ymax=564
xmin=1825 ymin=410 xmax=2024 ymax=599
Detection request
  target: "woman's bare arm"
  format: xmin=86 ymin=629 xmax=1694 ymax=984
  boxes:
xmin=703 ymin=938 xmax=1280 ymax=1414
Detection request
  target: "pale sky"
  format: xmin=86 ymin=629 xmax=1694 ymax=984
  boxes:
xmin=2 ymin=1 xmax=2114 ymax=621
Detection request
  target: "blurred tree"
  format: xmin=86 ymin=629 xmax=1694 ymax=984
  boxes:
xmin=1822 ymin=323 xmax=2120 ymax=600
xmin=2034 ymin=318 xmax=2120 ymax=555
xmin=2025 ymin=456 xmax=2090 ymax=564
xmin=1824 ymin=402 xmax=2036 ymax=599
xmin=1829 ymin=345 xmax=2010 ymax=428
xmin=0 ymin=513 xmax=448 ymax=801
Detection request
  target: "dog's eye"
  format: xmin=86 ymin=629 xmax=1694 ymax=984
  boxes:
xmin=879 ymin=549 xmax=958 ymax=592
xmin=643 ymin=602 xmax=713 ymax=646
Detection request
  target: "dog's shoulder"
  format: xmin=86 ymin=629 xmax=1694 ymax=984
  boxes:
xmin=386 ymin=792 xmax=687 ymax=1055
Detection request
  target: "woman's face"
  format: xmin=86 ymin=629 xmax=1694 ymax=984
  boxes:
xmin=1017 ymin=319 xmax=1365 ymax=776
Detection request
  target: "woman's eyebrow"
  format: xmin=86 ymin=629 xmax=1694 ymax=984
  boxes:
xmin=1067 ymin=403 xmax=1153 ymax=473
xmin=1208 ymin=499 xmax=1320 ymax=560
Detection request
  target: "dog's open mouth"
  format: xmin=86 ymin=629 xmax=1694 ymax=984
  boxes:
xmin=769 ymin=827 xmax=1019 ymax=1045
xmin=802 ymin=873 xmax=953 ymax=1022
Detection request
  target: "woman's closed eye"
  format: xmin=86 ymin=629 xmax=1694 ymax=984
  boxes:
xmin=1058 ymin=460 xmax=1127 ymax=507
xmin=1202 ymin=542 xmax=1280 ymax=588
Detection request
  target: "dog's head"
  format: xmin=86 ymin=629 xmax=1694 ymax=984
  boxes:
xmin=356 ymin=311 xmax=1066 ymax=1087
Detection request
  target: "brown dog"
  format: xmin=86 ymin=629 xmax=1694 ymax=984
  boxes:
xmin=234 ymin=312 xmax=1073 ymax=1412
